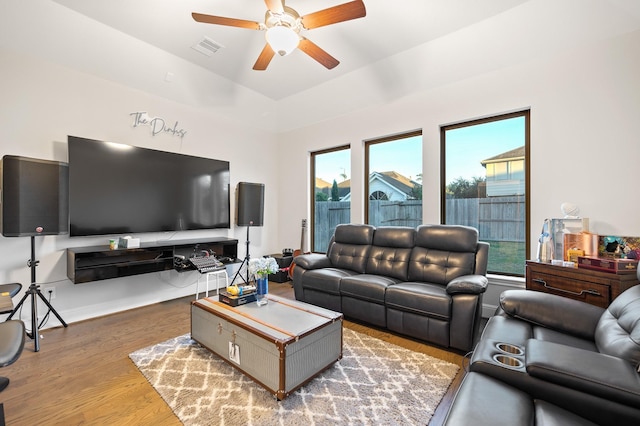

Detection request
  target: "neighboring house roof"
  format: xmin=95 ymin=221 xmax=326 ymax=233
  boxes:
xmin=340 ymin=171 xmax=419 ymax=201
xmin=377 ymin=171 xmax=416 ymax=196
xmin=380 ymin=171 xmax=416 ymax=187
xmin=481 ymin=146 xmax=525 ymax=166
xmin=315 ymin=177 xmax=348 ymax=200
xmin=337 ymin=179 xmax=351 ymax=198
xmin=315 ymin=177 xmax=332 ymax=188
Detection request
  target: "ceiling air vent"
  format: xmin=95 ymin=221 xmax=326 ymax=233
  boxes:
xmin=192 ymin=36 xmax=224 ymax=57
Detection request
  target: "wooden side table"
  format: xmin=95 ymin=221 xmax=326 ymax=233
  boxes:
xmin=525 ymin=260 xmax=639 ymax=308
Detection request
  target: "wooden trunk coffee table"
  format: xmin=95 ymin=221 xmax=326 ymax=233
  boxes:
xmin=191 ymin=294 xmax=343 ymax=400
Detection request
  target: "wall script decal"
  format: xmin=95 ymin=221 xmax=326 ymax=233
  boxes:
xmin=130 ymin=111 xmax=187 ymax=139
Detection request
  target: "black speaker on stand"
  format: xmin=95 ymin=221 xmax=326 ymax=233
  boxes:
xmin=233 ymin=182 xmax=264 ymax=284
xmin=1 ymin=155 xmax=69 ymax=352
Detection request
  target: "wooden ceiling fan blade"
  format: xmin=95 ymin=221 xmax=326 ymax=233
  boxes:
xmin=298 ymin=38 xmax=339 ymax=69
xmin=192 ymin=12 xmax=261 ymax=30
xmin=301 ymin=0 xmax=366 ymax=30
xmin=264 ymin=0 xmax=284 ymax=14
xmin=253 ymin=44 xmax=276 ymax=70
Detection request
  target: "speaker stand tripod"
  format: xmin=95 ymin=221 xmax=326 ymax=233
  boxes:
xmin=7 ymin=236 xmax=68 ymax=352
xmin=231 ymin=222 xmax=253 ymax=285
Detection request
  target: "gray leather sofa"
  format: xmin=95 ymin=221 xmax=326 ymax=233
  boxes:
xmin=444 ymin=271 xmax=640 ymax=425
xmin=292 ymin=223 xmax=489 ymax=352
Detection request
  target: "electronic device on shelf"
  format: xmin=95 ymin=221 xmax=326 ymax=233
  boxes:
xmin=173 ymin=254 xmax=189 ymax=271
xmin=189 ymin=256 xmax=225 ymax=273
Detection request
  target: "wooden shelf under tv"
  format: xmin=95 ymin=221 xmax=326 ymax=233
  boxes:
xmin=67 ymin=237 xmax=238 ymax=284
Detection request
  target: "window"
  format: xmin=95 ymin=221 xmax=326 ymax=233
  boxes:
xmin=441 ymin=111 xmax=530 ymax=276
xmin=311 ymin=146 xmax=351 ymax=252
xmin=365 ymin=131 xmax=423 ymax=227
xmin=370 ymin=191 xmax=389 ymax=201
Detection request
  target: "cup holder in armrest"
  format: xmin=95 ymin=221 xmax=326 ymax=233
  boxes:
xmin=493 ymin=354 xmax=524 ymax=368
xmin=495 ymin=342 xmax=524 ymax=356
xmin=470 ymin=339 xmax=526 ymax=373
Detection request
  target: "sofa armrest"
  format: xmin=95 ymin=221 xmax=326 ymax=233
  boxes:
xmin=526 ymin=339 xmax=640 ymax=407
xmin=293 ymin=253 xmax=332 ymax=270
xmin=446 ymin=274 xmax=488 ymax=295
xmin=500 ymin=289 xmax=604 ymax=340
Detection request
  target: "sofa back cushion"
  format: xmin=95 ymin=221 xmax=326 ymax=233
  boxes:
xmin=327 ymin=224 xmax=375 ymax=273
xmin=594 ymin=284 xmax=640 ymax=364
xmin=365 ymin=226 xmax=415 ymax=281
xmin=408 ymin=224 xmax=478 ymax=285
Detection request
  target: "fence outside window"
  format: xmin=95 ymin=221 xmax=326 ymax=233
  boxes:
xmin=313 ymin=196 xmax=525 ymax=275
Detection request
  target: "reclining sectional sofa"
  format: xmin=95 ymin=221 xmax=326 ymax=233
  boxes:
xmin=444 ymin=270 xmax=640 ymax=425
xmin=291 ymin=223 xmax=489 ymax=352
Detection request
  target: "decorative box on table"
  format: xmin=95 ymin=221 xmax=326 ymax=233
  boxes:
xmin=597 ymin=235 xmax=640 ymax=259
xmin=564 ymin=232 xmax=599 ymax=261
xmin=577 ymin=256 xmax=639 ymax=274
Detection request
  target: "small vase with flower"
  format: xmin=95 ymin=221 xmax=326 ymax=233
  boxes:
xmin=248 ymin=257 xmax=279 ymax=306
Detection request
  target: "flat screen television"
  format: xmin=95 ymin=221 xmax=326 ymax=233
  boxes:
xmin=68 ymin=136 xmax=230 ymax=236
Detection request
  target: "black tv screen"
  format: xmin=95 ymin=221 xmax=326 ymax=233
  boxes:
xmin=68 ymin=136 xmax=230 ymax=236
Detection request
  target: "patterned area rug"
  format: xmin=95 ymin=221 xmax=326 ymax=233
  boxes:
xmin=129 ymin=328 xmax=459 ymax=425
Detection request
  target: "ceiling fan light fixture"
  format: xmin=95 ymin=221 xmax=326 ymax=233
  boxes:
xmin=266 ymin=25 xmax=300 ymax=56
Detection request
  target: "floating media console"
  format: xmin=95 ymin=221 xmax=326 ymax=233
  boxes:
xmin=67 ymin=237 xmax=238 ymax=284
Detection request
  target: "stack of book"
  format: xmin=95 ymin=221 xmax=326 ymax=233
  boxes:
xmin=219 ymin=284 xmax=257 ymax=306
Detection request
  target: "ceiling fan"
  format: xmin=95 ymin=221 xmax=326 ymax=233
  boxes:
xmin=192 ymin=0 xmax=366 ymax=70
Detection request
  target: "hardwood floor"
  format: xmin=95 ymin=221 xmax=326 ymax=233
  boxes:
xmin=1 ymin=282 xmax=464 ymax=425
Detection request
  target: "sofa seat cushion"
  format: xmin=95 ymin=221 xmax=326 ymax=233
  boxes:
xmin=444 ymin=372 xmax=599 ymax=426
xmin=301 ymin=268 xmax=359 ymax=295
xmin=534 ymin=401 xmax=599 ymax=426
xmin=340 ymin=274 xmax=399 ymax=303
xmin=445 ymin=372 xmax=532 ymax=425
xmin=385 ymin=282 xmax=450 ymax=320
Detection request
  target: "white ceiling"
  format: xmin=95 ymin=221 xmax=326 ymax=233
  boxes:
xmin=51 ymin=0 xmax=532 ymax=100
xmin=5 ymin=0 xmax=639 ymax=132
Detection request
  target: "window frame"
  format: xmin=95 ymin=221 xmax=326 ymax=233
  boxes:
xmin=440 ymin=110 xmax=531 ymax=276
xmin=310 ymin=144 xmax=350 ymax=253
xmin=364 ymin=129 xmax=423 ymax=225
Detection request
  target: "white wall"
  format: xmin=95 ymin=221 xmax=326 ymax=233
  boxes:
xmin=276 ymin=28 xmax=640 ymax=314
xmin=0 ymin=48 xmax=281 ymax=329
xmin=2 ymin=0 xmax=640 ymax=330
